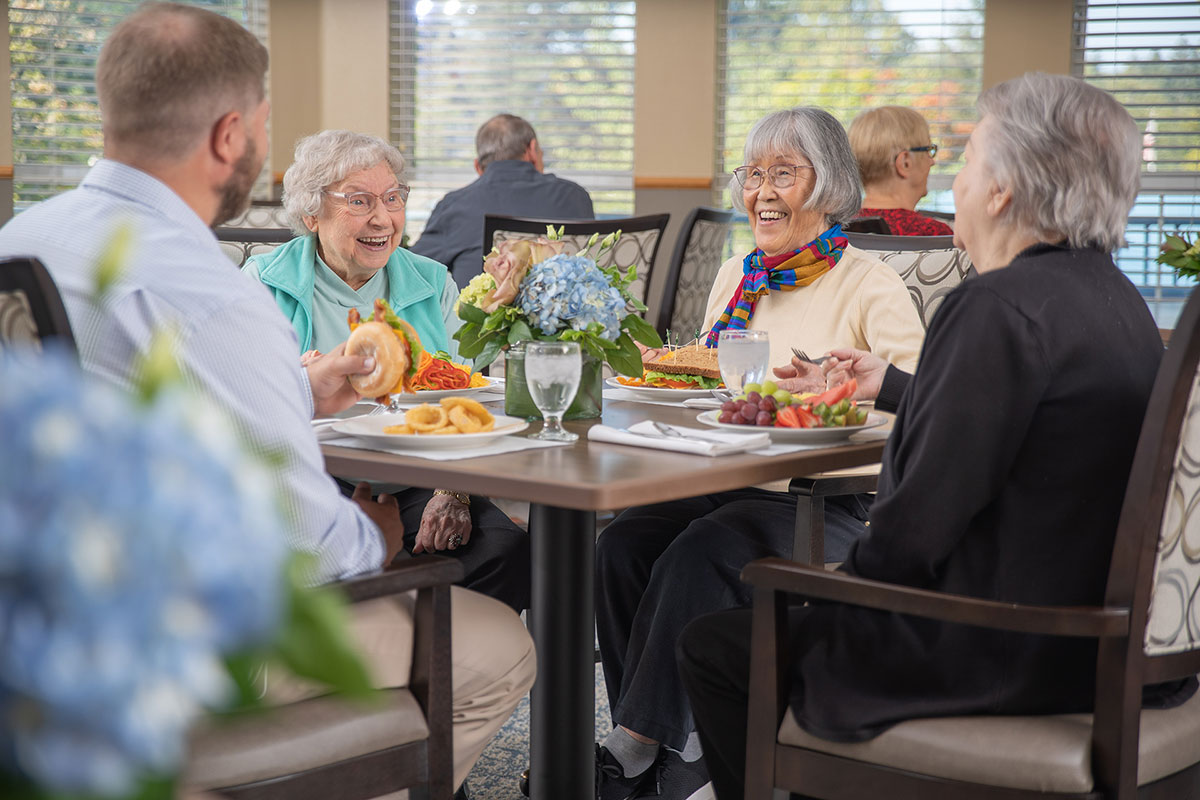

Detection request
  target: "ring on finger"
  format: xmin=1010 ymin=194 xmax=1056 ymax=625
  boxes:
xmin=447 ymin=533 xmax=463 ymax=549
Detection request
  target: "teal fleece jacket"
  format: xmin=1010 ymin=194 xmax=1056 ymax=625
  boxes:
xmin=243 ymin=234 xmax=458 ymax=357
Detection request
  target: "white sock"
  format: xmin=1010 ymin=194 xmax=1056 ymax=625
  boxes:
xmin=678 ymin=731 xmax=704 ymax=763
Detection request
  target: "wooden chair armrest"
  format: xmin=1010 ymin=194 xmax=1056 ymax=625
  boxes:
xmin=788 ymin=473 xmax=879 ymax=497
xmin=741 ymin=557 xmax=1129 ymax=638
xmin=335 ymin=556 xmax=465 ymax=604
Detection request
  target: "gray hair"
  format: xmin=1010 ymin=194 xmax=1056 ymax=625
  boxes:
xmin=475 ymin=114 xmax=537 ymax=171
xmin=281 ymin=130 xmax=407 ymax=236
xmin=976 ymin=73 xmax=1140 ymax=253
xmin=729 ymin=107 xmax=862 ymax=228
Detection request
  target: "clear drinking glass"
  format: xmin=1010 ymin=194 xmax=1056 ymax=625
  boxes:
xmin=717 ymin=329 xmax=770 ymax=395
xmin=525 ymin=341 xmax=582 ymax=441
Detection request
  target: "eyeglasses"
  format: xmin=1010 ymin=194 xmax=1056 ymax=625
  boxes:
xmin=323 ymin=185 xmax=410 ymax=215
xmin=732 ymin=163 xmax=815 ymax=191
xmin=906 ymin=144 xmax=938 ymax=159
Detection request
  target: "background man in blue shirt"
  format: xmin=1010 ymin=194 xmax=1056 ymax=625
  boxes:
xmin=411 ymin=113 xmax=595 ymax=288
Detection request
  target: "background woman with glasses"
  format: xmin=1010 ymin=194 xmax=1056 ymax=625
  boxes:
xmin=244 ymin=129 xmax=531 ymax=615
xmin=848 ymin=105 xmax=954 ymax=236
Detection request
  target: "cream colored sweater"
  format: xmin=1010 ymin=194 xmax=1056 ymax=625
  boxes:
xmin=702 ymin=245 xmax=924 ymax=373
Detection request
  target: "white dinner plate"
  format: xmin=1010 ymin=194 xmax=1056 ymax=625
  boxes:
xmin=604 ymin=376 xmax=719 ymax=401
xmin=394 ymin=376 xmax=505 ymax=403
xmin=695 ymin=409 xmax=887 ymax=444
xmin=331 ymin=412 xmax=528 ymax=449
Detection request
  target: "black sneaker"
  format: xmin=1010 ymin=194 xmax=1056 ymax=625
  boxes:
xmin=596 ymin=743 xmax=661 ymax=800
xmin=640 ymin=749 xmax=711 ymax=800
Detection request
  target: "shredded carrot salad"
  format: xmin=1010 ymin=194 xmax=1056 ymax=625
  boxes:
xmin=412 ymin=351 xmax=488 ymax=391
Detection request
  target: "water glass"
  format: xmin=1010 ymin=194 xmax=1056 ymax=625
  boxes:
xmin=717 ymin=329 xmax=770 ymax=395
xmin=525 ymin=341 xmax=582 ymax=441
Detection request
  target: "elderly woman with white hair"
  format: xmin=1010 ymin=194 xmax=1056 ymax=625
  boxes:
xmin=590 ymin=108 xmax=924 ymax=800
xmin=244 ymin=130 xmax=529 ymax=612
xmin=678 ymin=74 xmax=1192 ymax=800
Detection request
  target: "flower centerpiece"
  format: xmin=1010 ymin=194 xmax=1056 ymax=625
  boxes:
xmin=1158 ymin=232 xmax=1200 ymax=281
xmin=455 ymin=227 xmax=663 ymax=419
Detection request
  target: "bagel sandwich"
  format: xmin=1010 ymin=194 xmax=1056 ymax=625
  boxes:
xmin=345 ymin=298 xmax=425 ymax=401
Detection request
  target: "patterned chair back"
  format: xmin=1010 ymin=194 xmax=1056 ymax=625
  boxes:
xmin=845 ymin=232 xmax=973 ymax=330
xmin=483 ymin=213 xmax=670 ymax=305
xmin=0 ymin=257 xmax=75 ymax=353
xmin=1143 ymin=366 xmax=1200 ymax=658
xmin=214 ymin=227 xmax=296 ymax=268
xmin=652 ymin=207 xmax=735 ymax=338
xmin=222 ymin=201 xmax=291 ymax=230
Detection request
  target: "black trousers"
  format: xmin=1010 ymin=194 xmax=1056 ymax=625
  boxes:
xmin=336 ymin=479 xmax=530 ymax=612
xmin=594 ymin=488 xmax=868 ymax=751
xmin=677 ymin=607 xmax=814 ymax=800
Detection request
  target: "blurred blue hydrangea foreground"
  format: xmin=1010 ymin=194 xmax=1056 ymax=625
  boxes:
xmin=0 ymin=346 xmax=287 ymax=797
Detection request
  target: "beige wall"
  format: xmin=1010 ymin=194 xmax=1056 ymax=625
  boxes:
xmin=983 ymin=0 xmax=1074 ymax=88
xmin=268 ymin=0 xmax=390 ymax=180
xmin=1 ymin=4 xmax=12 ymax=222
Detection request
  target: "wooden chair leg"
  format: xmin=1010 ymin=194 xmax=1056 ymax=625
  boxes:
xmin=792 ymin=493 xmax=825 ymax=565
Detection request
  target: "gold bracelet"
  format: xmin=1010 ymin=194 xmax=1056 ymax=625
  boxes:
xmin=434 ymin=488 xmax=471 ymax=506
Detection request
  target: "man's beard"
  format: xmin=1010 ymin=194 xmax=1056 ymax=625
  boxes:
xmin=212 ymin=137 xmax=262 ymax=227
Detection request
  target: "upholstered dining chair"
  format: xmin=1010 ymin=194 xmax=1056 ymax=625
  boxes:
xmin=650 ymin=206 xmax=735 ymax=338
xmin=185 ymin=556 xmax=463 ymax=800
xmin=846 ymin=232 xmax=973 ymax=330
xmin=0 ymin=256 xmax=75 ymax=352
xmin=482 ymin=213 xmax=670 ymax=306
xmin=744 ymin=285 xmax=1200 ymax=800
xmin=843 ymin=216 xmax=891 ymax=235
xmin=223 ymin=200 xmax=292 ymax=230
xmin=215 ymin=227 xmax=296 ymax=269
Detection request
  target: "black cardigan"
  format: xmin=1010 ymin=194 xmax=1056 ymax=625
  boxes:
xmin=790 ymin=243 xmax=1166 ymax=741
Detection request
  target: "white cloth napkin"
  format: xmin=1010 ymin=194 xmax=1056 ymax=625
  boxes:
xmin=587 ymin=420 xmax=770 ymax=456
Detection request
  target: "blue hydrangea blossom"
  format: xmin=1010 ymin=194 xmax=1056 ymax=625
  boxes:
xmin=0 ymin=347 xmax=287 ymax=796
xmin=515 ymin=254 xmax=628 ymax=341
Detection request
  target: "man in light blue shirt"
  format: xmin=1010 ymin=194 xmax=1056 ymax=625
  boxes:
xmin=0 ymin=4 xmax=533 ymax=793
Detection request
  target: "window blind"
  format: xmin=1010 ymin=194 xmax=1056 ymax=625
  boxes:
xmin=1073 ymin=0 xmax=1200 ymax=185
xmin=9 ymin=0 xmax=270 ymax=210
xmin=389 ymin=0 xmax=636 ymax=239
xmin=717 ymin=0 xmax=984 ymax=196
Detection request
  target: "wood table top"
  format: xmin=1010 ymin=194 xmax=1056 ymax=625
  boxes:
xmin=321 ymin=400 xmax=890 ymax=511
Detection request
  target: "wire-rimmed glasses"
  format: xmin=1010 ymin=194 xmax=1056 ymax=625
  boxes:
xmin=906 ymin=144 xmax=939 ymax=159
xmin=731 ymin=164 xmax=815 ymax=191
xmin=323 ymin=186 xmax=411 ymax=216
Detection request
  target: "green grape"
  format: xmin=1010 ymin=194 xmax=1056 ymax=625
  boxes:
xmin=743 ymin=382 xmax=762 ymax=395
xmin=761 ymin=380 xmax=778 ymax=395
xmin=772 ymin=389 xmax=792 ymax=406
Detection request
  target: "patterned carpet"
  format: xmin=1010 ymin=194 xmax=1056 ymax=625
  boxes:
xmin=465 ymin=663 xmax=613 ymax=799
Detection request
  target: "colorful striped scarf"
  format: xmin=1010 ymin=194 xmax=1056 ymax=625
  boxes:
xmin=705 ymin=225 xmax=848 ymax=347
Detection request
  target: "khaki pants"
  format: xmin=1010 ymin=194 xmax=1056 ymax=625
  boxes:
xmin=269 ymin=585 xmax=537 ymax=790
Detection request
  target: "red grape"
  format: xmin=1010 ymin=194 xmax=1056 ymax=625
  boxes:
xmin=740 ymin=404 xmax=758 ymax=422
xmin=760 ymin=395 xmax=777 ymax=412
xmin=746 ymin=391 xmax=762 ymax=404
xmin=718 ymin=411 xmax=734 ymax=424
xmin=755 ymin=411 xmax=773 ymax=426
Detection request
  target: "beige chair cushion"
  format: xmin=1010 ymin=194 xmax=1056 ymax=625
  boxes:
xmin=185 ymin=688 xmax=428 ymax=789
xmin=779 ymin=686 xmax=1200 ymax=792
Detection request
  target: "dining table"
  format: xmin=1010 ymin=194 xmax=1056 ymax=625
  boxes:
xmin=321 ymin=397 xmax=889 ymax=799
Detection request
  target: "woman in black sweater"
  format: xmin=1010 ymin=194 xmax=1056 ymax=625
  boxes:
xmin=677 ymin=72 xmax=1186 ymax=799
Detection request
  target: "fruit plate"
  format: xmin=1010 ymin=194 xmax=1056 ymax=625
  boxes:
xmin=695 ymin=409 xmax=888 ymax=444
xmin=331 ymin=412 xmax=529 ymax=449
xmin=604 ymin=377 xmax=717 ymax=400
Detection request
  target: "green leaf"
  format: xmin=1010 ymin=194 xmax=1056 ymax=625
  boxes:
xmin=481 ymin=309 xmax=510 ymax=333
xmin=132 ymin=328 xmax=182 ymax=405
xmin=508 ymin=319 xmax=534 ymax=345
xmin=272 ymin=556 xmax=377 ymax=702
xmin=457 ymin=301 xmax=488 ymax=325
xmin=607 ymin=334 xmax=646 ymax=377
xmin=622 ymin=314 xmax=663 ymax=348
xmin=475 ymin=336 xmax=505 ymax=370
xmin=93 ymin=223 xmax=133 ymax=304
xmin=1162 ymin=234 xmax=1188 ymax=252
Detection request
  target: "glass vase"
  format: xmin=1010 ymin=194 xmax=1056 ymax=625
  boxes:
xmin=505 ymin=341 xmax=603 ymax=420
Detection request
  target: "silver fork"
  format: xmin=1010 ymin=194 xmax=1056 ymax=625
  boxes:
xmin=790 ymin=347 xmax=827 ymax=366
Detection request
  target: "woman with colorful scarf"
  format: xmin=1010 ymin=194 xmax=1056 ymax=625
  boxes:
xmin=590 ymin=108 xmax=923 ymax=800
